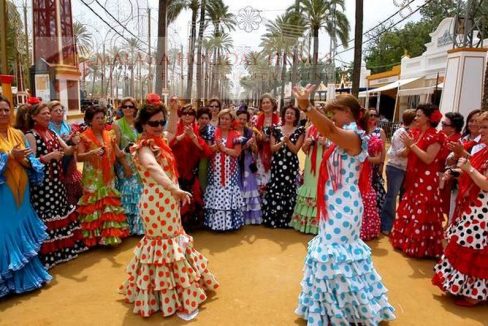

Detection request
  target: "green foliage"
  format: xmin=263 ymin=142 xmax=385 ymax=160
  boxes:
xmin=6 ymin=1 xmax=28 ymax=85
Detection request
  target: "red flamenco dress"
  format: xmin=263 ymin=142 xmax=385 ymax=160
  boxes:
xmin=169 ymin=121 xmax=209 ymax=231
xmin=390 ymin=128 xmax=446 ymax=258
xmin=120 ymin=137 xmax=219 ymax=318
xmin=359 ymin=135 xmax=383 ymax=241
xmin=254 ymin=112 xmax=280 ymax=195
xmin=77 ymin=129 xmax=129 ymax=247
xmin=432 ymin=147 xmax=488 ymax=302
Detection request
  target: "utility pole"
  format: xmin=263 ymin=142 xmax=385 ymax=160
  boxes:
xmin=147 ymin=7 xmax=152 ymax=93
xmin=155 ymin=0 xmax=168 ymax=100
xmin=351 ymin=0 xmax=363 ymax=97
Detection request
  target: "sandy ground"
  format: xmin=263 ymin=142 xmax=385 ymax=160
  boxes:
xmin=0 ymin=226 xmax=486 ymax=326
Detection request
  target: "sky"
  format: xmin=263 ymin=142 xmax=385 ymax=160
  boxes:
xmin=16 ymin=0 xmax=425 ymax=94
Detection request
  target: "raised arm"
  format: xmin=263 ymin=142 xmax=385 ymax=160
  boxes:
xmin=292 ymin=85 xmax=361 ymax=155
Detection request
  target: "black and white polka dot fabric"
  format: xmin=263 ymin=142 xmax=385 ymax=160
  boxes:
xmin=262 ymin=126 xmax=304 ymax=228
xmin=27 ymin=130 xmax=87 ymax=269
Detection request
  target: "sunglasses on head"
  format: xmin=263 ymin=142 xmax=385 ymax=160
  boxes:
xmin=147 ymin=119 xmax=167 ymax=127
xmin=122 ymin=104 xmax=135 ymax=109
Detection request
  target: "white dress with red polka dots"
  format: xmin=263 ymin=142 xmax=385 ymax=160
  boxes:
xmin=119 ymin=138 xmax=219 ymax=318
xmin=433 ymin=190 xmax=488 ymax=301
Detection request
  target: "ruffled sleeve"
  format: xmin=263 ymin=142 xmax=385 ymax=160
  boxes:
xmin=131 ymin=138 xmax=160 ymax=159
xmin=27 ymin=153 xmax=45 ymax=186
xmin=343 ymin=122 xmax=369 ymax=163
xmin=0 ymin=152 xmax=7 ymax=184
xmin=423 ymin=128 xmax=445 ymax=148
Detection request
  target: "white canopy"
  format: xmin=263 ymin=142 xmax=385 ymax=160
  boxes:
xmin=359 ymin=77 xmax=424 ymax=97
xmin=397 ymin=82 xmax=444 ymax=96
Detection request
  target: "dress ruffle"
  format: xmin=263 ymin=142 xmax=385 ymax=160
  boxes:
xmin=36 ymin=205 xmax=87 ymax=269
xmin=391 ymin=190 xmax=444 ymax=258
xmin=119 ymin=234 xmax=219 ymax=317
xmin=290 ymin=185 xmax=319 ymax=234
xmin=77 ymin=186 xmax=129 ymax=247
xmin=0 ymin=199 xmax=52 ymax=298
xmin=296 ymin=236 xmax=395 ymax=325
xmin=204 ymin=183 xmax=244 ymax=231
xmin=116 ymin=169 xmax=144 ymax=235
xmin=241 ymin=189 xmax=262 ymax=225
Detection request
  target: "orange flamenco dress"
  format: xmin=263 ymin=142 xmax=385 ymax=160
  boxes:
xmin=120 ymin=137 xmax=218 ymax=318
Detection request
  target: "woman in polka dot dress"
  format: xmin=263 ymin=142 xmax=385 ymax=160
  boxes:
xmin=390 ymin=104 xmax=446 ymax=258
xmin=367 ymin=109 xmax=387 ymax=216
xmin=359 ymin=121 xmax=383 ymax=241
xmin=24 ymin=104 xmax=87 ymax=269
xmin=290 ymin=123 xmax=328 ymax=234
xmin=432 ymin=112 xmax=488 ymax=307
xmin=120 ymin=104 xmax=218 ymax=320
xmin=204 ymin=109 xmax=245 ymax=231
xmin=293 ymin=87 xmax=395 ymax=325
xmin=76 ymin=105 xmax=130 ymax=247
xmin=262 ymin=105 xmax=305 ymax=228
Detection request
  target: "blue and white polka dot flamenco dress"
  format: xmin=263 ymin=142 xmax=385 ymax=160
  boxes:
xmin=295 ymin=123 xmax=396 ymax=326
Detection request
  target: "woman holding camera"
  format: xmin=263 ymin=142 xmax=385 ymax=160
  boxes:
xmin=77 ymin=105 xmax=129 ymax=247
xmin=254 ymin=94 xmax=280 ymax=197
xmin=113 ymin=97 xmax=144 ymax=235
xmin=262 ymin=105 xmax=305 ymax=228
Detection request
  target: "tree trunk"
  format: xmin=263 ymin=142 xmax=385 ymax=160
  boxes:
xmin=351 ymin=0 xmax=363 ymax=97
xmin=155 ymin=0 xmax=168 ymax=97
xmin=280 ymin=51 xmax=287 ymax=109
xmin=310 ymin=27 xmax=319 ymax=99
xmin=273 ymin=52 xmax=281 ymax=97
xmin=185 ymin=6 xmax=198 ymax=102
xmin=196 ymin=0 xmax=206 ymax=105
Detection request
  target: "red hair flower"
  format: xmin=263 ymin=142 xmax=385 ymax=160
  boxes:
xmin=27 ymin=97 xmax=41 ymax=105
xmin=146 ymin=93 xmax=161 ymax=105
xmin=430 ymin=110 xmax=443 ymax=124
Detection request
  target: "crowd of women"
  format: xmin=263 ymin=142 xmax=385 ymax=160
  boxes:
xmin=0 ymin=85 xmax=487 ymax=323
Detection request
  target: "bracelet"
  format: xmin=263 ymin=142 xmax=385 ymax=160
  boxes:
xmin=408 ymin=143 xmax=416 ymax=149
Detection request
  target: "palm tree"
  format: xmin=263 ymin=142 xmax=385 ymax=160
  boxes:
xmin=204 ymin=32 xmax=233 ymax=98
xmin=73 ymin=22 xmax=93 ymax=60
xmin=124 ymin=37 xmax=142 ymax=97
xmin=206 ymin=0 xmax=236 ymax=98
xmin=261 ymin=13 xmax=305 ymax=105
xmin=351 ymin=0 xmax=363 ymax=97
xmin=291 ymin=0 xmax=349 ymax=91
xmin=196 ymin=0 xmax=207 ymax=104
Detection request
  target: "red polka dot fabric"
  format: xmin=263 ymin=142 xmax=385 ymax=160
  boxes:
xmin=120 ymin=139 xmax=219 ymax=317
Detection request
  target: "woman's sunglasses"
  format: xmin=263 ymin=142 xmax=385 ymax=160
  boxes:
xmin=147 ymin=119 xmax=167 ymax=127
xmin=122 ymin=104 xmax=135 ymax=109
xmin=181 ymin=111 xmax=195 ymax=116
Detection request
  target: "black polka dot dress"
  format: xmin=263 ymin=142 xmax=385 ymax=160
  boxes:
xmin=262 ymin=126 xmax=304 ymax=228
xmin=432 ymin=190 xmax=488 ymax=301
xmin=27 ymin=130 xmax=87 ymax=269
